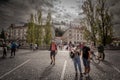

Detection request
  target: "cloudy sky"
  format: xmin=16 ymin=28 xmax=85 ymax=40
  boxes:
xmin=53 ymin=0 xmax=83 ymax=22
xmin=0 ymin=0 xmax=119 ymax=37
xmin=0 ymin=0 xmax=83 ymax=28
xmin=0 ymin=0 xmax=54 ymax=28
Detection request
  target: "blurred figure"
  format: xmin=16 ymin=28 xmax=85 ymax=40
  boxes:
xmin=33 ymin=43 xmax=38 ymax=51
xmin=16 ymin=43 xmax=20 ymax=50
xmin=90 ymin=42 xmax=95 ymax=57
xmin=30 ymin=43 xmax=32 ymax=50
xmin=79 ymin=42 xmax=84 ymax=51
xmin=97 ymin=44 xmax=105 ymax=60
xmin=59 ymin=44 xmax=62 ymax=50
xmin=2 ymin=42 xmax=7 ymax=58
xmin=10 ymin=41 xmax=17 ymax=57
xmin=7 ymin=42 xmax=11 ymax=51
xmin=49 ymin=40 xmax=57 ymax=65
xmin=33 ymin=44 xmax=36 ymax=51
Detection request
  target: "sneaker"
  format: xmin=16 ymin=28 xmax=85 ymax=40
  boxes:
xmin=50 ymin=61 xmax=53 ymax=65
xmin=80 ymin=73 xmax=83 ymax=77
xmin=75 ymin=72 xmax=78 ymax=76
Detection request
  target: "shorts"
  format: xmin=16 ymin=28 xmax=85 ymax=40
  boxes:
xmin=50 ymin=51 xmax=56 ymax=57
xmin=83 ymin=58 xmax=90 ymax=68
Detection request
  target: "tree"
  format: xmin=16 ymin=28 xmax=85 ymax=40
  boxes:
xmin=82 ymin=0 xmax=113 ymax=46
xmin=0 ymin=28 xmax=6 ymax=41
xmin=26 ymin=10 xmax=54 ymax=46
xmin=83 ymin=27 xmax=91 ymax=42
xmin=35 ymin=10 xmax=43 ymax=46
xmin=44 ymin=11 xmax=52 ymax=45
xmin=82 ymin=0 xmax=97 ymax=46
xmin=95 ymin=0 xmax=113 ymax=46
xmin=26 ymin=14 xmax=35 ymax=44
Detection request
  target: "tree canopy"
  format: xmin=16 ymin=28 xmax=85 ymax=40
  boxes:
xmin=82 ymin=0 xmax=113 ymax=46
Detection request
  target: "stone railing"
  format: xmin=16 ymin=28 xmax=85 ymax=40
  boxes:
xmin=19 ymin=45 xmax=50 ymax=50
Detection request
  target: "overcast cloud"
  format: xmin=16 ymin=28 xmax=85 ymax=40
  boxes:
xmin=0 ymin=0 xmax=53 ymax=29
xmin=0 ymin=0 xmax=119 ymax=37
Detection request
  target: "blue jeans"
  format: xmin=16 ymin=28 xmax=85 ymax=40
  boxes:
xmin=73 ymin=55 xmax=82 ymax=73
xmin=83 ymin=58 xmax=90 ymax=68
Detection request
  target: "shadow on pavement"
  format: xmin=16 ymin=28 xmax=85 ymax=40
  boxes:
xmin=0 ymin=56 xmax=18 ymax=62
xmin=0 ymin=57 xmax=6 ymax=61
xmin=39 ymin=65 xmax=54 ymax=80
xmin=79 ymin=76 xmax=93 ymax=80
xmin=88 ymin=76 xmax=93 ymax=80
xmin=92 ymin=62 xmax=105 ymax=73
xmin=102 ymin=60 xmax=113 ymax=68
xmin=74 ymin=73 xmax=93 ymax=80
xmin=74 ymin=73 xmax=78 ymax=80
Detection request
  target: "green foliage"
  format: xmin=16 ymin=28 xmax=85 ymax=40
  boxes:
xmin=0 ymin=28 xmax=6 ymax=41
xmin=26 ymin=20 xmax=35 ymax=44
xmin=95 ymin=0 xmax=113 ymax=45
xmin=82 ymin=0 xmax=97 ymax=45
xmin=26 ymin=12 xmax=43 ymax=46
xmin=44 ymin=12 xmax=52 ymax=45
xmin=83 ymin=27 xmax=91 ymax=42
xmin=82 ymin=0 xmax=113 ymax=46
xmin=105 ymin=35 xmax=113 ymax=44
xmin=35 ymin=10 xmax=43 ymax=45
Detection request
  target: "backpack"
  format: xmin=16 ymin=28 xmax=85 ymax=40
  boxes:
xmin=11 ymin=43 xmax=16 ymax=49
xmin=51 ymin=43 xmax=57 ymax=51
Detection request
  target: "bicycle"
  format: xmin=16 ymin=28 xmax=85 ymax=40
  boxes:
xmin=91 ymin=51 xmax=105 ymax=64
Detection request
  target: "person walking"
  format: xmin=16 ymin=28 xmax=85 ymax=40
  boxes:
xmin=71 ymin=45 xmax=83 ymax=77
xmin=2 ymin=42 xmax=7 ymax=58
xmin=49 ymin=40 xmax=57 ymax=65
xmin=10 ymin=41 xmax=17 ymax=57
xmin=97 ymin=44 xmax=105 ymax=60
xmin=82 ymin=45 xmax=91 ymax=77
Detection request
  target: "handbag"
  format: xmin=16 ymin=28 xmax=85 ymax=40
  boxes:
xmin=70 ymin=51 xmax=74 ymax=58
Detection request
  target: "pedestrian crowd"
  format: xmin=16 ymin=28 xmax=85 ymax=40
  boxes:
xmin=1 ymin=39 xmax=104 ymax=79
xmin=30 ymin=43 xmax=38 ymax=51
xmin=68 ymin=41 xmax=104 ymax=78
xmin=49 ymin=40 xmax=91 ymax=78
xmin=1 ymin=41 xmax=19 ymax=58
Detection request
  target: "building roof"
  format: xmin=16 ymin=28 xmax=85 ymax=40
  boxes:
xmin=8 ymin=24 xmax=28 ymax=29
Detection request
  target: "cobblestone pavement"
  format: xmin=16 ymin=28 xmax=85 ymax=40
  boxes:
xmin=0 ymin=49 xmax=119 ymax=80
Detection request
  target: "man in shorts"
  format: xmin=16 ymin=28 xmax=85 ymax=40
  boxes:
xmin=82 ymin=45 xmax=91 ymax=77
xmin=50 ymin=40 xmax=57 ymax=65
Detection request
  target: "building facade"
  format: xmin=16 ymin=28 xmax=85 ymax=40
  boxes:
xmin=7 ymin=24 xmax=28 ymax=44
xmin=7 ymin=24 xmax=55 ymax=46
xmin=62 ymin=26 xmax=86 ymax=44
